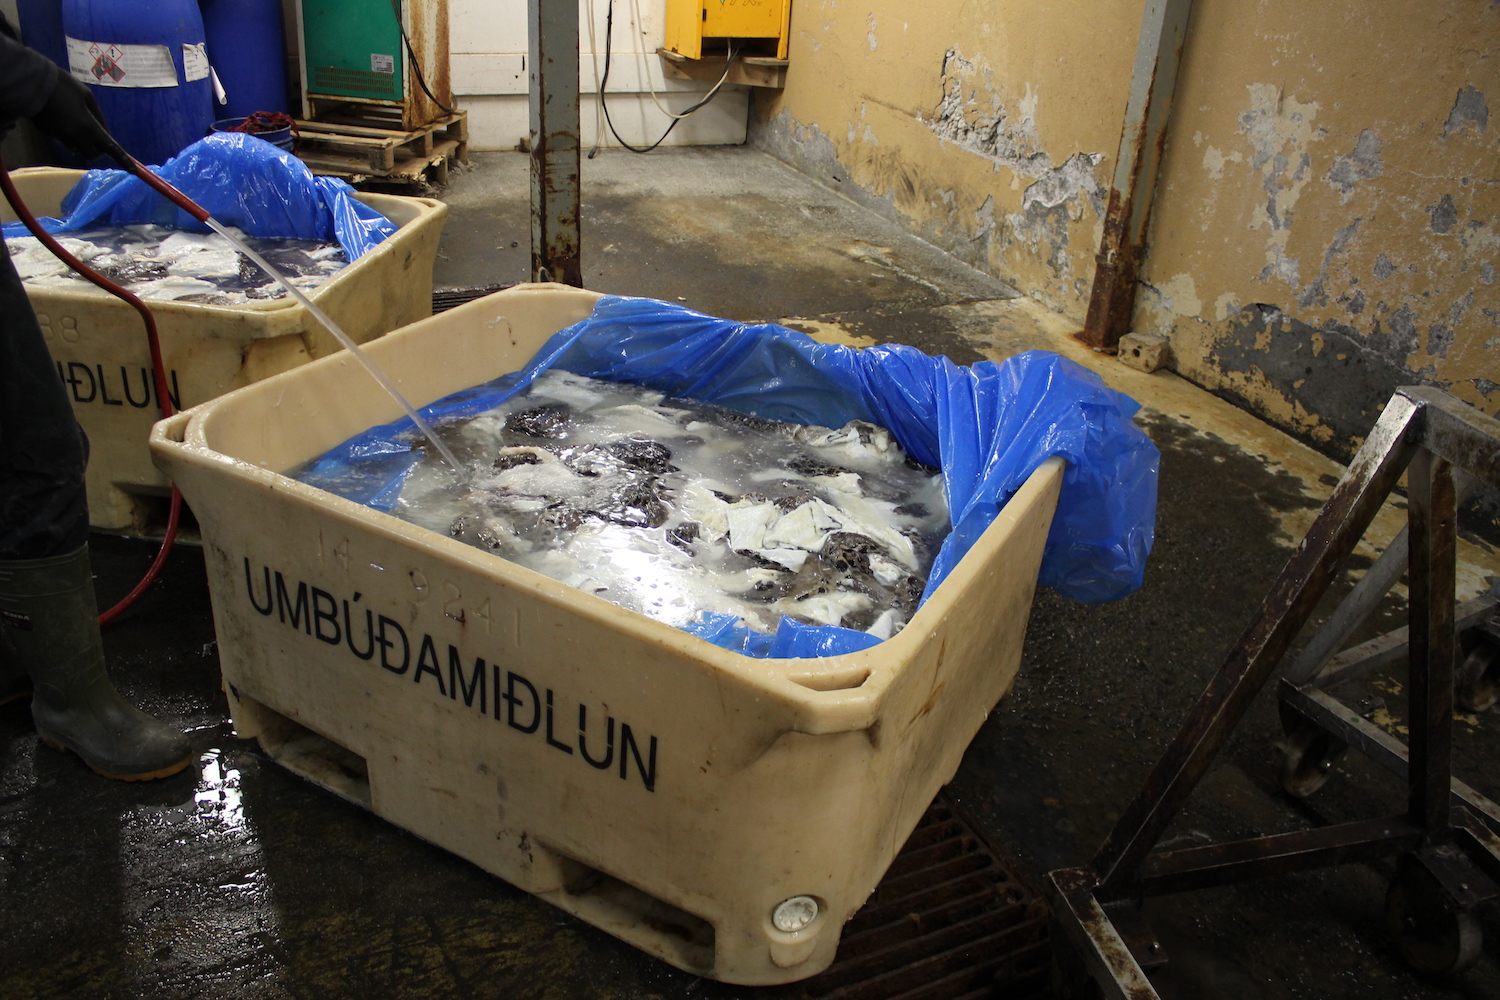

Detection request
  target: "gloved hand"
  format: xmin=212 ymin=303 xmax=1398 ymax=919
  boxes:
xmin=34 ymin=74 xmax=126 ymax=163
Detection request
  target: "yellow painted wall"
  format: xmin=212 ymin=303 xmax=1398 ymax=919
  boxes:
xmin=755 ymin=0 xmax=1500 ymax=456
xmin=1139 ymin=2 xmax=1498 ymax=449
xmin=756 ymin=1 xmax=1141 ymax=312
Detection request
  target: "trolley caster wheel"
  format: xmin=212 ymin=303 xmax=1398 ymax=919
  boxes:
xmin=1275 ymin=718 xmax=1347 ymax=799
xmin=1455 ymin=630 xmax=1499 ymax=713
xmin=1386 ymin=856 xmax=1483 ymax=977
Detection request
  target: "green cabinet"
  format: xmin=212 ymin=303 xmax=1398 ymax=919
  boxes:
xmin=299 ymin=0 xmax=405 ymax=103
xmin=296 ymin=0 xmax=449 ymax=128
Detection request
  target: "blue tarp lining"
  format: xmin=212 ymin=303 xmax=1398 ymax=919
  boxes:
xmin=298 ymin=295 xmax=1161 ymax=658
xmin=1 ymin=133 xmax=395 ymax=259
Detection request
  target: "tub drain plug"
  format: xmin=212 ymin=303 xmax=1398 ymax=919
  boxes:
xmin=773 ymin=895 xmax=820 ymax=933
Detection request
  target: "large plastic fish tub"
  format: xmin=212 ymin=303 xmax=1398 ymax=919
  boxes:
xmin=149 ymin=284 xmax=1065 ymax=985
xmin=2 ymin=166 xmax=448 ymax=533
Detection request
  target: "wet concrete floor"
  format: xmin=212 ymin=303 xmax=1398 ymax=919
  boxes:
xmin=4 ymin=148 xmax=1500 ymax=998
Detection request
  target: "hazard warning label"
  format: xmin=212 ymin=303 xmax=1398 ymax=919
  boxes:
xmin=65 ymin=36 xmax=179 ymax=89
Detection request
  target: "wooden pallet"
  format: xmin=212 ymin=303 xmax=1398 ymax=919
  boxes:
xmin=293 ymin=110 xmax=469 ymax=186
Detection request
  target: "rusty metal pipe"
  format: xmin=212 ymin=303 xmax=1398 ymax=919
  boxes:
xmin=528 ymin=0 xmax=583 ymax=286
xmin=1080 ymin=0 xmax=1195 ymax=352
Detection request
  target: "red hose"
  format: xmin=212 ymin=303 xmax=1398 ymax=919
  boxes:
xmin=115 ymin=153 xmax=213 ymax=224
xmin=0 ymin=155 xmax=191 ymax=626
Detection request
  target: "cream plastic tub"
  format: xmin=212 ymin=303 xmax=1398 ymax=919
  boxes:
xmin=150 ymin=284 xmax=1064 ymax=985
xmin=2 ymin=166 xmax=447 ymax=532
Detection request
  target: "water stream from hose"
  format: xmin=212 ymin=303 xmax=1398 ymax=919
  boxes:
xmin=203 ymin=217 xmax=462 ymax=470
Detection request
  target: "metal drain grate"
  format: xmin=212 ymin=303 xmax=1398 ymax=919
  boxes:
xmin=432 ymin=284 xmax=512 ymax=313
xmin=798 ymin=796 xmax=1052 ymax=1000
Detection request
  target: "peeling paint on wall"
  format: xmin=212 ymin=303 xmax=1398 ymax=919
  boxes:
xmin=1202 ymin=144 xmax=1227 ymax=180
xmin=1146 ymin=49 xmax=1497 ymax=459
xmin=1429 ymin=194 xmax=1458 ymax=234
xmin=1325 ymin=129 xmax=1383 ymax=204
xmin=1443 ymin=85 xmax=1489 ymax=137
xmin=921 ymin=50 xmax=1050 ymax=173
xmin=1021 ymin=152 xmax=1104 ymax=214
xmin=1208 ymin=304 xmax=1408 ymax=448
xmin=754 ymin=0 xmax=1499 ymax=462
xmin=916 ymin=49 xmax=1106 ymax=295
xmin=1005 ymin=151 xmax=1104 ymax=287
xmin=1138 ymin=273 xmax=1203 ymax=337
xmin=1238 ymin=83 xmax=1326 ymax=292
xmin=1299 ymin=220 xmax=1360 ymax=309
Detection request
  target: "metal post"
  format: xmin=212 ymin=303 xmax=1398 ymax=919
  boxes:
xmin=1080 ymin=0 xmax=1195 ymax=352
xmin=528 ymin=0 xmax=582 ymax=286
xmin=1407 ymin=450 xmax=1457 ymax=835
xmin=1282 ymin=524 xmax=1410 ymax=685
xmin=1283 ymin=472 xmax=1480 ymax=687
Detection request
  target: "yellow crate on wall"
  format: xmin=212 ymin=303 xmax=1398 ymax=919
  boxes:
xmin=665 ymin=0 xmax=791 ymax=61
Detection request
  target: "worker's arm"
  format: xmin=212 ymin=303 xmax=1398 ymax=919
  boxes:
xmin=0 ymin=15 xmax=121 ymax=160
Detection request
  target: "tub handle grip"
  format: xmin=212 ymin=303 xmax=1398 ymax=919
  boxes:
xmin=780 ymin=686 xmax=881 ymax=739
xmin=152 ymin=410 xmax=193 ymax=446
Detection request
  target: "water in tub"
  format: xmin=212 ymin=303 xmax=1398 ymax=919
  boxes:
xmin=5 ymin=224 xmax=346 ymax=305
xmin=384 ymin=371 xmax=951 ymax=641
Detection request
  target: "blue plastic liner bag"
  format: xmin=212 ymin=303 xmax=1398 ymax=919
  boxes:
xmin=1 ymin=132 xmax=395 ymax=259
xmin=299 ymin=296 xmax=1161 ymax=659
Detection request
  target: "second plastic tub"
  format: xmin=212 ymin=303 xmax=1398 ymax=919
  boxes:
xmin=1 ymin=166 xmax=447 ymax=532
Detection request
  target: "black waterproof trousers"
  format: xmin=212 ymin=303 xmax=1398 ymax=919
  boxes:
xmin=1 ymin=13 xmax=87 ymax=558
xmin=0 ymin=237 xmax=89 ymax=558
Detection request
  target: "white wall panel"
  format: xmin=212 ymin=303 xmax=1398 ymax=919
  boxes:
xmin=450 ymin=0 xmax=748 ymax=149
xmin=462 ymin=90 xmax=748 ymax=151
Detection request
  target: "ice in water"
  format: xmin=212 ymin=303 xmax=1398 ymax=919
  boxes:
xmin=387 ymin=371 xmax=951 ymax=642
xmin=5 ymin=224 xmax=346 ymax=304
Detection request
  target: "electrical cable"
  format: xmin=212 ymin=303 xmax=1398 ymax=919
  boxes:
xmin=600 ymin=0 xmax=737 ymax=154
xmin=389 ymin=0 xmax=458 ymax=117
xmin=0 ymin=153 xmax=185 ymax=626
xmin=584 ymin=0 xmax=607 ymax=158
xmin=628 ymin=0 xmax=733 ymax=121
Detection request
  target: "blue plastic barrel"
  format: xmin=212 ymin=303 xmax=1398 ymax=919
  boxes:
xmin=200 ymin=0 xmax=289 ymax=119
xmin=60 ymin=0 xmax=214 ymax=167
xmin=16 ymin=0 xmax=80 ymax=165
xmin=16 ymin=0 xmax=68 ymax=69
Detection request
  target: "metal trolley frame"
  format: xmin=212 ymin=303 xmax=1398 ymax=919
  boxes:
xmin=1047 ymin=387 xmax=1500 ymax=996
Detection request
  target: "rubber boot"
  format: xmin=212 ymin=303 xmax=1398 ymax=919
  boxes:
xmin=0 ymin=545 xmax=191 ymax=780
xmin=0 ymin=581 xmax=35 ymax=706
xmin=0 ymin=654 xmax=28 ymax=706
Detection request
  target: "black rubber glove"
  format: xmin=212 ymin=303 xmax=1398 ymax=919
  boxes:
xmin=35 ymin=74 xmax=127 ymax=163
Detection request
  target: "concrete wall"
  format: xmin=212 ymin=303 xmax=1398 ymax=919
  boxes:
xmin=753 ymin=0 xmax=1500 ymax=458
